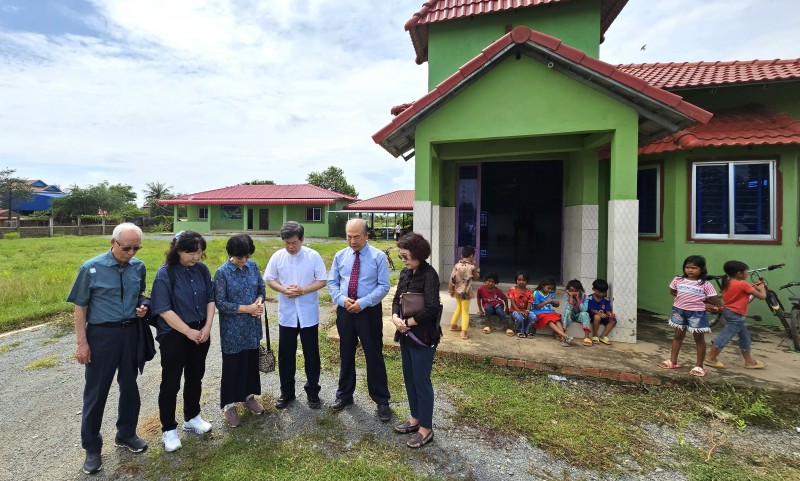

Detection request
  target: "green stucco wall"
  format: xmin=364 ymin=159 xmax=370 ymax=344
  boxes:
xmin=426 ymin=0 xmax=601 ymax=89
xmin=414 ymin=56 xmax=638 ymax=207
xmin=637 ymin=145 xmax=800 ymax=322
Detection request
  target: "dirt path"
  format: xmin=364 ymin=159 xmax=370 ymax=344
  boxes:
xmin=1 ymin=307 xmax=796 ymax=481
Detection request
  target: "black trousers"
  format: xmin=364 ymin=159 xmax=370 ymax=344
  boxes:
xmin=335 ymin=304 xmax=390 ymax=404
xmin=278 ymin=321 xmax=321 ymax=398
xmin=81 ymin=324 xmax=140 ymax=453
xmin=158 ymin=323 xmax=210 ymax=431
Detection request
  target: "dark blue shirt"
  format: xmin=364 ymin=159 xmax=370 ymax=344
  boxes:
xmin=150 ymin=262 xmax=214 ymax=339
xmin=67 ymin=250 xmax=146 ymax=324
xmin=214 ymin=259 xmax=266 ymax=354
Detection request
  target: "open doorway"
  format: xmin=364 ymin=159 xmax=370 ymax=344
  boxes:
xmin=456 ymin=160 xmax=563 ymax=284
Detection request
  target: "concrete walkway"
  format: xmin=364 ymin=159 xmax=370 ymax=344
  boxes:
xmin=329 ymin=286 xmax=800 ymax=393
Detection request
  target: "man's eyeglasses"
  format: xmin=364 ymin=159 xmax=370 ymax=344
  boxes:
xmin=397 ymin=253 xmax=409 ymax=261
xmin=114 ymin=239 xmax=142 ymax=252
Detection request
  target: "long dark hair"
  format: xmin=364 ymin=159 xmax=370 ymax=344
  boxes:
xmin=681 ymin=255 xmax=708 ymax=283
xmin=535 ymin=276 xmax=557 ymax=292
xmin=721 ymin=260 xmax=748 ymax=291
xmin=165 ymin=231 xmax=207 ymax=265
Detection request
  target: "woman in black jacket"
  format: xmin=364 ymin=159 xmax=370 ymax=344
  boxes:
xmin=391 ymin=232 xmax=441 ymax=448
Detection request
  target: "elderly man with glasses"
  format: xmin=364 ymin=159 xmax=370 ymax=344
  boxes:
xmin=68 ymin=222 xmax=150 ymax=475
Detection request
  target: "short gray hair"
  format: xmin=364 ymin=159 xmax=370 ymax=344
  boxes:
xmin=280 ymin=221 xmax=304 ymax=240
xmin=112 ymin=222 xmax=142 ymax=241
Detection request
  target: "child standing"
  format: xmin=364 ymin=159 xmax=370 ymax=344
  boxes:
xmin=508 ymin=272 xmax=535 ymax=338
xmin=448 ymin=246 xmax=480 ymax=340
xmin=532 ymin=277 xmax=572 ymax=346
xmin=476 ymin=273 xmax=512 ymax=336
xmin=562 ymin=279 xmax=592 ymax=346
xmin=705 ymin=260 xmax=767 ymax=370
xmin=588 ymin=278 xmax=616 ymax=345
xmin=661 ymin=255 xmax=720 ymax=376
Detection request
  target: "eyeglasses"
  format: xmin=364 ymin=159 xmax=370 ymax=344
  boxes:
xmin=397 ymin=253 xmax=409 ymax=261
xmin=114 ymin=239 xmax=142 ymax=252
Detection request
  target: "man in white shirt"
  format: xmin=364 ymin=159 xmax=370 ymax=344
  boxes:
xmin=263 ymin=221 xmax=328 ymax=409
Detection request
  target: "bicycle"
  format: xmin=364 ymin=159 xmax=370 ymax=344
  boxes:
xmin=777 ymin=280 xmax=800 ymax=351
xmin=384 ymin=247 xmax=396 ymax=271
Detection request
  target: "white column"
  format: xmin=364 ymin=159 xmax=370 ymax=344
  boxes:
xmin=562 ymin=204 xmax=598 ymax=289
xmin=607 ymin=199 xmax=639 ymax=343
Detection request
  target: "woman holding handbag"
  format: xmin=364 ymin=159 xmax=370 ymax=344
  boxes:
xmin=214 ymin=234 xmax=266 ymax=427
xmin=150 ymin=231 xmax=215 ymax=452
xmin=390 ymin=232 xmax=441 ymax=449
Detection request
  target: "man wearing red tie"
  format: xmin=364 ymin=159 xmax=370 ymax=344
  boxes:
xmin=327 ymin=218 xmax=392 ymax=421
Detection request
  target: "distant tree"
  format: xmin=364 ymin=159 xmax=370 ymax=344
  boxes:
xmin=0 ymin=168 xmax=34 ymax=221
xmin=240 ymin=180 xmax=275 ymax=185
xmin=51 ymin=182 xmax=138 ymax=218
xmin=144 ymin=181 xmax=174 ymax=217
xmin=306 ymin=166 xmax=358 ymax=198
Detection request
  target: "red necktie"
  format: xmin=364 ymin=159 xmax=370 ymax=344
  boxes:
xmin=347 ymin=251 xmax=360 ymax=299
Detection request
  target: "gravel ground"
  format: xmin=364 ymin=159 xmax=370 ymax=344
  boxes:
xmin=1 ymin=305 xmax=798 ymax=481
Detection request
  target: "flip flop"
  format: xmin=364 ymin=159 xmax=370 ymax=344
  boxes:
xmin=583 ymin=338 xmax=594 ymax=346
xmin=460 ymin=331 xmax=469 ymax=340
xmin=745 ymin=361 xmax=766 ymax=369
xmin=689 ymin=366 xmax=706 ymax=377
xmin=659 ymin=360 xmax=682 ymax=369
xmin=505 ymin=329 xmax=515 ymax=337
xmin=483 ymin=326 xmax=491 ymax=334
xmin=705 ymin=359 xmax=725 ymax=369
xmin=599 ymin=337 xmax=612 ymax=345
xmin=449 ymin=324 xmax=460 ymax=332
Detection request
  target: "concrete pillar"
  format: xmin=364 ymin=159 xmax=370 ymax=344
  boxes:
xmin=607 ymin=199 xmax=639 ymax=343
xmin=562 ymin=204 xmax=598 ymax=289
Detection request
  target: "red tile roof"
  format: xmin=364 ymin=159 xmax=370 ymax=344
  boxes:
xmin=406 ymin=0 xmax=627 ymax=64
xmin=618 ymin=59 xmax=800 ymax=89
xmin=639 ymin=105 xmax=800 ymax=155
xmin=374 ymin=26 xmax=711 ymax=157
xmin=158 ymin=184 xmax=356 ymax=205
xmin=344 ymin=190 xmax=414 ymax=211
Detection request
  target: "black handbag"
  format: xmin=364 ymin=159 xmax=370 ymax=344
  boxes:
xmin=258 ymin=310 xmax=275 ymax=373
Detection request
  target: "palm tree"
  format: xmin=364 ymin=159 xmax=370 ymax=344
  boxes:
xmin=144 ymin=181 xmax=174 ymax=217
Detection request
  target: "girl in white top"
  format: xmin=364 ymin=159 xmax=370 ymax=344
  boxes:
xmin=660 ymin=255 xmax=719 ymax=377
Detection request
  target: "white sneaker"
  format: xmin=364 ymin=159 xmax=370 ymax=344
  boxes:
xmin=162 ymin=429 xmax=182 ymax=452
xmin=182 ymin=414 xmax=212 ymax=434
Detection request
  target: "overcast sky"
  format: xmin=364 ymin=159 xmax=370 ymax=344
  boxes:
xmin=1 ymin=0 xmax=797 ymax=204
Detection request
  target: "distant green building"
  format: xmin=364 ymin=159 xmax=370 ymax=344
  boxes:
xmin=373 ymin=0 xmax=800 ymax=342
xmin=159 ymin=184 xmax=354 ymax=237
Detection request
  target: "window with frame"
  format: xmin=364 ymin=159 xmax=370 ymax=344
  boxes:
xmin=691 ymin=160 xmax=776 ymax=240
xmin=305 ymin=207 xmax=322 ymax=222
xmin=637 ymin=164 xmax=661 ymax=237
xmin=198 ymin=208 xmax=208 ymax=221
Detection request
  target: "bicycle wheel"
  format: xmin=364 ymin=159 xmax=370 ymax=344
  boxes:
xmin=708 ymin=310 xmax=723 ymax=328
xmin=789 ymin=307 xmax=800 ymax=352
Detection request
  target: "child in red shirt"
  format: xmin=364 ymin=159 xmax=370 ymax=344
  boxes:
xmin=476 ymin=273 xmax=511 ymax=336
xmin=705 ymin=260 xmax=767 ymax=370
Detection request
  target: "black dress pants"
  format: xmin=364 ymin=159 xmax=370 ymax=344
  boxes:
xmin=277 ymin=320 xmax=321 ymax=398
xmin=158 ymin=323 xmax=210 ymax=431
xmin=335 ymin=304 xmax=390 ymax=404
xmin=81 ymin=324 xmax=140 ymax=453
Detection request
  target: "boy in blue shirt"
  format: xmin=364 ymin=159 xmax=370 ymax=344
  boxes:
xmin=588 ymin=279 xmax=616 ymax=345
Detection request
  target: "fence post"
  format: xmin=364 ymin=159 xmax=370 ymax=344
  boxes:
xmin=77 ymin=216 xmax=82 ymax=236
xmin=102 ymin=217 xmax=106 ymax=236
xmin=49 ymin=216 xmax=54 ymax=237
xmin=16 ymin=215 xmax=21 ymax=238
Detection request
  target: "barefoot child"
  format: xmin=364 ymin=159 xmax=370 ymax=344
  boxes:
xmin=705 ymin=260 xmax=767 ymax=370
xmin=562 ymin=279 xmax=592 ymax=346
xmin=532 ymin=277 xmax=572 ymax=346
xmin=448 ymin=246 xmax=480 ymax=339
xmin=588 ymin=278 xmax=616 ymax=345
xmin=661 ymin=255 xmax=720 ymax=376
xmin=476 ymin=273 xmax=511 ymax=336
xmin=508 ymin=272 xmax=535 ymax=338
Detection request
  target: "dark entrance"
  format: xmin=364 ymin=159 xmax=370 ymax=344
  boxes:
xmin=456 ymin=160 xmax=562 ymax=283
xmin=259 ymin=209 xmax=269 ymax=230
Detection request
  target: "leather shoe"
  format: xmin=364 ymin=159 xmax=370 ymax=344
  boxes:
xmin=82 ymin=452 xmax=102 ymax=474
xmin=114 ymin=434 xmax=148 ymax=453
xmin=307 ymin=394 xmax=322 ymax=409
xmin=377 ymin=403 xmax=392 ymax=422
xmin=275 ymin=394 xmax=295 ymax=409
xmin=330 ymin=397 xmax=353 ymax=412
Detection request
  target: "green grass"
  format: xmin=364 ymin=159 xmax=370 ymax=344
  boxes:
xmin=0 ymin=235 xmax=398 ymax=333
xmin=0 ymin=340 xmax=20 ymax=353
xmin=23 ymin=355 xmax=59 ymax=370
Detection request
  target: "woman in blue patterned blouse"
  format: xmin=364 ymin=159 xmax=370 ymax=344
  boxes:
xmin=214 ymin=234 xmax=266 ymax=427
